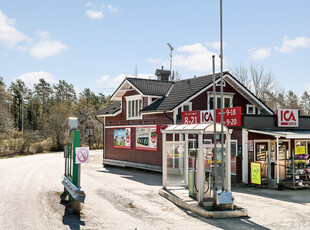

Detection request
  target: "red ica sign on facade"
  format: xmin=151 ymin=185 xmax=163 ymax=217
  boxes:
xmin=277 ymin=109 xmax=299 ymax=127
xmin=215 ymin=107 xmax=242 ymax=127
xmin=181 ymin=111 xmax=201 ymax=124
xmin=182 ymin=107 xmax=241 ymax=127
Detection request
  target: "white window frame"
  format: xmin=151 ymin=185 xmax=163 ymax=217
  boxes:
xmin=207 ymin=93 xmax=234 ymax=110
xmin=231 ymin=140 xmax=238 ymax=157
xmin=181 ymin=102 xmax=192 ymax=112
xmin=126 ymin=95 xmax=143 ymax=120
xmin=246 ymin=104 xmax=256 ymax=114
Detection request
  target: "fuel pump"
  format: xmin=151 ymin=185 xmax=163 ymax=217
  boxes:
xmin=188 ymin=139 xmax=212 ymax=201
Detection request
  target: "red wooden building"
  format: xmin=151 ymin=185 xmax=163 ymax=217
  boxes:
xmin=96 ymin=68 xmax=310 ymax=187
xmin=96 ymin=68 xmax=271 ymax=175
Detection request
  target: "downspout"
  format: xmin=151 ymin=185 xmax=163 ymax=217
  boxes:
xmin=164 ymin=111 xmax=174 ymax=124
xmin=95 ymin=115 xmax=105 ymax=159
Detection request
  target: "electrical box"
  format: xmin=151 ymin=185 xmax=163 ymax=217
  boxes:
xmin=214 ymin=191 xmax=234 ymax=210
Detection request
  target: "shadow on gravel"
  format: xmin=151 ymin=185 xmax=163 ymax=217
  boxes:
xmin=97 ymin=165 xmax=162 ymax=186
xmin=61 ymin=200 xmax=85 ymax=230
xmin=178 ymin=205 xmax=269 ymax=230
xmin=232 ymin=184 xmax=310 ymax=205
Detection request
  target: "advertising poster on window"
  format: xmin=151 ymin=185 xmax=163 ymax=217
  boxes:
xmin=114 ymin=128 xmax=131 ymax=149
xmin=136 ymin=127 xmax=157 ymax=151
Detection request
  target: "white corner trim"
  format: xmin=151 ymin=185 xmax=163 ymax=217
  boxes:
xmin=111 ymin=79 xmax=145 ymax=101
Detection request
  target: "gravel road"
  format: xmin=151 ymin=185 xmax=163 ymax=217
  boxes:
xmin=0 ymin=151 xmax=309 ymax=230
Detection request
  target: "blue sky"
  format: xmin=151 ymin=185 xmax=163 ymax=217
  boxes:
xmin=1 ymin=1 xmax=310 ymax=96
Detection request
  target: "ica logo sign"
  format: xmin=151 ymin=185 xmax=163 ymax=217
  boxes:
xmin=200 ymin=110 xmax=214 ymax=123
xmin=277 ymin=109 xmax=299 ymax=127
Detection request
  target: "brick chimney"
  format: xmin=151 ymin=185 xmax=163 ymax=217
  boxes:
xmin=155 ymin=66 xmax=171 ymax=81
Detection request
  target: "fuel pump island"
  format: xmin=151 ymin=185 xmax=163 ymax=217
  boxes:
xmin=160 ymin=123 xmax=247 ymax=218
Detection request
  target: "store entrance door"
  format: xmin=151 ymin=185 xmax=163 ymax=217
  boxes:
xmin=255 ymin=142 xmax=269 ymax=181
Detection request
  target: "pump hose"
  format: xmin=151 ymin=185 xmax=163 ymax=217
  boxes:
xmin=193 ymin=149 xmax=210 ymax=194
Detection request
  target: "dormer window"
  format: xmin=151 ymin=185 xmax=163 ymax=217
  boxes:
xmin=208 ymin=93 xmax=233 ymax=110
xmin=246 ymin=104 xmax=255 ymax=114
xmin=126 ymin=95 xmax=142 ymax=120
xmin=182 ymin=102 xmax=192 ymax=112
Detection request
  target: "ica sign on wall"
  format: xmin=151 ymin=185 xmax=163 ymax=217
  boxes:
xmin=277 ymin=109 xmax=299 ymax=127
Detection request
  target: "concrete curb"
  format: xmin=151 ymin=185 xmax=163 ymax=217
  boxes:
xmin=159 ymin=189 xmax=248 ymax=219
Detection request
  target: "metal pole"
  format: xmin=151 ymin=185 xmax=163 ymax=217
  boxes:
xmin=212 ymin=55 xmax=217 ymax=191
xmin=220 ymin=0 xmax=225 ymax=191
xmin=21 ymin=96 xmax=24 ymax=137
xmin=276 ymin=137 xmax=280 ymax=184
xmin=185 ymin=133 xmax=189 ymax=188
xmin=162 ymin=133 xmax=167 ymax=188
xmin=198 ymin=132 xmax=204 ymax=205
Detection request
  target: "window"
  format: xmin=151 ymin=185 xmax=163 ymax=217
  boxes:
xmin=246 ymin=104 xmax=255 ymax=114
xmin=208 ymin=94 xmax=233 ymax=110
xmin=181 ymin=102 xmax=192 ymax=112
xmin=126 ymin=96 xmax=142 ymax=119
xmin=231 ymin=140 xmax=237 ymax=156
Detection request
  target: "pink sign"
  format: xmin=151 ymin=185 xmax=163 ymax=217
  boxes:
xmin=75 ymin=147 xmax=90 ymax=164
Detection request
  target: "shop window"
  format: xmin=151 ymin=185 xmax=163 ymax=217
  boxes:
xmin=246 ymin=104 xmax=255 ymax=114
xmin=126 ymin=96 xmax=142 ymax=120
xmin=208 ymin=94 xmax=233 ymax=110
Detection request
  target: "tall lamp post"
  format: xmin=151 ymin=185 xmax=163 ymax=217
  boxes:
xmin=167 ymin=43 xmax=174 ymax=80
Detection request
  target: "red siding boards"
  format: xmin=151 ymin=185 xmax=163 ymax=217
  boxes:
xmin=105 ymin=127 xmax=163 ymax=166
xmin=104 ymin=90 xmax=173 ymax=166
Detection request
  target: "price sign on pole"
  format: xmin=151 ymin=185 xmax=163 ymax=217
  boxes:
xmin=216 ymin=107 xmax=242 ymax=127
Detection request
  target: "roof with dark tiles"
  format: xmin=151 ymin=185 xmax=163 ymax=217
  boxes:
xmin=96 ymin=101 xmax=121 ymax=116
xmin=126 ymin=77 xmax=174 ymax=96
xmin=96 ymin=71 xmax=273 ymax=116
xmin=140 ymin=72 xmax=224 ymax=112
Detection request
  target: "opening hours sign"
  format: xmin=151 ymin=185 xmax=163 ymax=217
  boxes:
xmin=181 ymin=107 xmax=242 ymax=127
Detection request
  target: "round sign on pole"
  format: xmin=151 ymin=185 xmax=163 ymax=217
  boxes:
xmin=75 ymin=147 xmax=90 ymax=164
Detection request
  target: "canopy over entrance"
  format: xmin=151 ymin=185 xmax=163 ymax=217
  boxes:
xmin=249 ymin=129 xmax=310 ymax=139
xmin=163 ymin=123 xmax=230 ymax=134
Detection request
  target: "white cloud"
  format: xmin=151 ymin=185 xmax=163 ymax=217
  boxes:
xmin=17 ymin=71 xmax=58 ymax=88
xmin=0 ymin=10 xmax=32 ymax=48
xmin=173 ymin=43 xmax=219 ymax=72
xmin=85 ymin=2 xmax=93 ymax=7
xmin=97 ymin=75 xmax=110 ymax=83
xmin=206 ymin=41 xmax=226 ymax=50
xmin=37 ymin=30 xmax=50 ymax=39
xmin=0 ymin=10 xmax=67 ymax=59
xmin=248 ymin=47 xmax=271 ymax=59
xmin=107 ymin=5 xmax=119 ymax=13
xmin=86 ymin=10 xmax=104 ymax=19
xmin=147 ymin=58 xmax=163 ymax=64
xmin=29 ymin=39 xmax=67 ymax=59
xmin=275 ymin=36 xmax=310 ymax=54
xmin=177 ymin=43 xmax=208 ymax=54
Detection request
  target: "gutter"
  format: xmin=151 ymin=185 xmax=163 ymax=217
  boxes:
xmin=164 ymin=111 xmax=174 ymax=124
